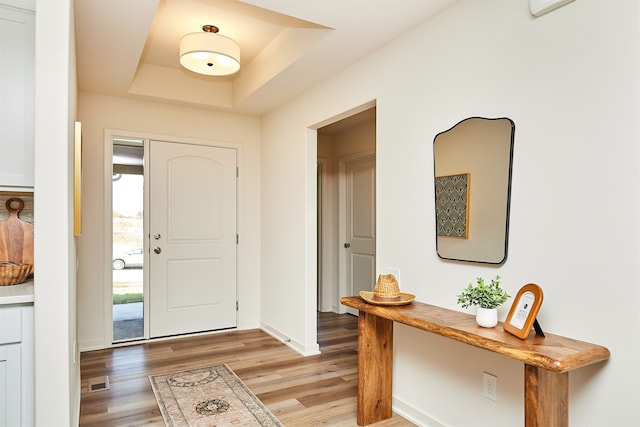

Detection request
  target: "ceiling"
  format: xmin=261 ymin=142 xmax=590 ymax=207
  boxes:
xmin=75 ymin=0 xmax=456 ymax=117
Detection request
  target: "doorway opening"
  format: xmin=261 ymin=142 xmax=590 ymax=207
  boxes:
xmin=317 ymin=107 xmax=376 ymax=315
xmin=112 ymin=138 xmax=144 ymax=342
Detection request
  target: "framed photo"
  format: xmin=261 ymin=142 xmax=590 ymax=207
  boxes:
xmin=503 ymin=283 xmax=544 ymax=339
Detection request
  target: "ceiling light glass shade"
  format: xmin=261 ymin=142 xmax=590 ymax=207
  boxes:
xmin=179 ymin=31 xmax=240 ymax=76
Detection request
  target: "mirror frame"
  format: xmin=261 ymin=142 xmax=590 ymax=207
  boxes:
xmin=433 ymin=117 xmax=515 ymax=264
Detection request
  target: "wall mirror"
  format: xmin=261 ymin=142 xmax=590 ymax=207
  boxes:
xmin=433 ymin=117 xmax=514 ymax=264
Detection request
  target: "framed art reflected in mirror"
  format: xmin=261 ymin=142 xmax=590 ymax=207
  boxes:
xmin=435 ymin=173 xmax=470 ymax=238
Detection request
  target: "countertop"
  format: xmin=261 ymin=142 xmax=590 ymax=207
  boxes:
xmin=0 ymin=280 xmax=34 ymax=305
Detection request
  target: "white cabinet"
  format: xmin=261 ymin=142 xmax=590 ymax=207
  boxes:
xmin=0 ymin=4 xmax=35 ymax=189
xmin=0 ymin=304 xmax=33 ymax=427
xmin=0 ymin=344 xmax=21 ymax=427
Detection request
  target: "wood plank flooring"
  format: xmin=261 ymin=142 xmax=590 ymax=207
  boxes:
xmin=79 ymin=311 xmax=415 ymax=426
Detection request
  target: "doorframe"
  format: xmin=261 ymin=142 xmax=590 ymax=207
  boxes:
xmin=103 ymin=129 xmax=245 ymax=348
xmin=310 ymin=100 xmax=377 ymax=338
xmin=337 ymin=150 xmax=376 ymax=314
xmin=316 ymin=157 xmax=328 ymax=311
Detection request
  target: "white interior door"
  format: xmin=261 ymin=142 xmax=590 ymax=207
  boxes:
xmin=149 ymin=140 xmax=237 ymax=338
xmin=343 ymin=156 xmax=376 ymax=315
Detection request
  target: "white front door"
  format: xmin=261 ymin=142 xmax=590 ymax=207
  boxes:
xmin=343 ymin=156 xmax=376 ymax=315
xmin=148 ymin=140 xmax=237 ymax=338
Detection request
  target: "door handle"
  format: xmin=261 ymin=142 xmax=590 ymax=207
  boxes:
xmin=344 ymin=242 xmax=351 ymax=248
xmin=154 ymin=246 xmax=162 ymax=254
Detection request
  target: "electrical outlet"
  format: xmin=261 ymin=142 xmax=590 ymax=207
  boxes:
xmin=483 ymin=372 xmax=497 ymax=401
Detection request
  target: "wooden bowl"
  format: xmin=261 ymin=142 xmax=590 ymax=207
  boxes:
xmin=0 ymin=262 xmax=34 ymax=286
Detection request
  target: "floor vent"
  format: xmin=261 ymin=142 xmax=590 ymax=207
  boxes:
xmin=87 ymin=376 xmax=110 ymax=392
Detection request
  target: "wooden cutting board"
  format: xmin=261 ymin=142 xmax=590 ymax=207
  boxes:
xmin=0 ymin=198 xmax=34 ymax=265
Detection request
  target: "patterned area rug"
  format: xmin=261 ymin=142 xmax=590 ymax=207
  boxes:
xmin=149 ymin=364 xmax=283 ymax=427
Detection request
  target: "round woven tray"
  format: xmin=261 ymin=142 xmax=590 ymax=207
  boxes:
xmin=0 ymin=262 xmax=34 ymax=286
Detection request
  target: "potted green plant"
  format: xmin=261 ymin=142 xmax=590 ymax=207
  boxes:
xmin=457 ymin=275 xmax=511 ymax=327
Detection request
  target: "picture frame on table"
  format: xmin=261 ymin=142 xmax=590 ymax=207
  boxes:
xmin=503 ymin=283 xmax=544 ymax=339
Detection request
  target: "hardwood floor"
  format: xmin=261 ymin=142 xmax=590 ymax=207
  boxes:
xmin=79 ymin=312 xmax=415 ymax=426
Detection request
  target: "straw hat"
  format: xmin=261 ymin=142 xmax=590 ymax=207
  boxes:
xmin=359 ymin=274 xmax=415 ymax=306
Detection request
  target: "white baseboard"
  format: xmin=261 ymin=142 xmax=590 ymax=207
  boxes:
xmin=260 ymin=321 xmax=320 ymax=356
xmin=393 ymin=395 xmax=447 ymax=427
xmin=78 ymin=338 xmax=108 ymax=352
xmin=237 ymin=319 xmax=260 ymax=330
xmin=319 ymin=304 xmax=334 ymax=313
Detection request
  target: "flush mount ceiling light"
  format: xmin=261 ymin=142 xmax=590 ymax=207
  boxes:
xmin=179 ymin=25 xmax=240 ymax=76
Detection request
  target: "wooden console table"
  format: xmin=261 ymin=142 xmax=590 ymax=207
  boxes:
xmin=340 ymin=296 xmax=609 ymax=427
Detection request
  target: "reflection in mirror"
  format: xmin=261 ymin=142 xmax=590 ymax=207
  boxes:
xmin=433 ymin=117 xmax=514 ymax=264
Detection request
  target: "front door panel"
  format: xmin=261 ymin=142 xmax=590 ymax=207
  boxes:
xmin=149 ymin=141 xmax=237 ymax=337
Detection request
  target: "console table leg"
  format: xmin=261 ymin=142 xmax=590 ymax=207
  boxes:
xmin=524 ymin=364 xmax=568 ymax=427
xmin=357 ymin=311 xmax=393 ymax=426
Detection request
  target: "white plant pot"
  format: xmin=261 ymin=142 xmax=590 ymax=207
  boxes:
xmin=476 ymin=307 xmax=498 ymax=328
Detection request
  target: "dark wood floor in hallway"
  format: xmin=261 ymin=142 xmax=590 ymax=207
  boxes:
xmin=79 ymin=311 xmax=415 ymax=426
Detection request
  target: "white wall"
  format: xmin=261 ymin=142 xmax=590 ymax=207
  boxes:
xmin=260 ymin=1 xmax=639 ymax=426
xmin=33 ymin=0 xmax=79 ymax=424
xmin=76 ymin=93 xmax=262 ymax=350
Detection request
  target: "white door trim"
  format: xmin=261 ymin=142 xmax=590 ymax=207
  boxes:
xmin=102 ymin=129 xmax=245 ymax=349
xmin=306 ymin=101 xmax=376 ymax=354
xmin=317 ymin=157 xmax=327 ymax=311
